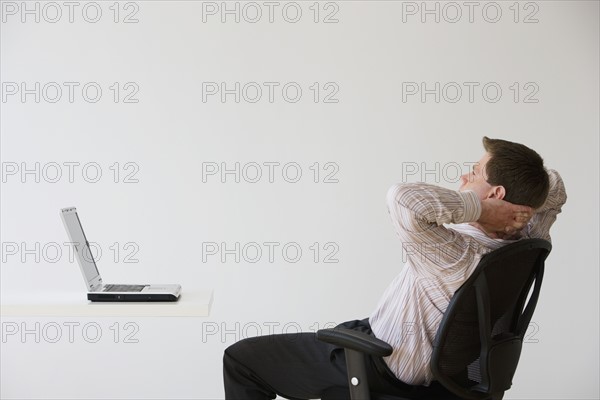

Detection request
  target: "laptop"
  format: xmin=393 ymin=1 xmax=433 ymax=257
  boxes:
xmin=60 ymin=207 xmax=181 ymax=302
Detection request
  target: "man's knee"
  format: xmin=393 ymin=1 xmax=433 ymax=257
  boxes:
xmin=223 ymin=339 xmax=256 ymax=383
xmin=224 ymin=335 xmax=268 ymax=366
xmin=223 ymin=337 xmax=280 ymax=399
xmin=223 ymin=338 xmax=247 ymax=366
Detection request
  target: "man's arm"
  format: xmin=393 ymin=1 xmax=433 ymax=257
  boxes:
xmin=386 ymin=183 xmax=481 ymax=275
xmin=524 ymin=169 xmax=567 ymax=242
xmin=387 ymin=183 xmax=532 ymax=275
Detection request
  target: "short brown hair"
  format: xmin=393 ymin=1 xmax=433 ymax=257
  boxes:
xmin=482 ymin=136 xmax=550 ymax=209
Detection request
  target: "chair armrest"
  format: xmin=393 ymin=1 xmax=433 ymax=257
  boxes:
xmin=316 ymin=327 xmax=393 ymax=357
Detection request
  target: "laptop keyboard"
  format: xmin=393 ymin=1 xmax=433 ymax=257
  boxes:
xmin=103 ymin=284 xmax=146 ymax=292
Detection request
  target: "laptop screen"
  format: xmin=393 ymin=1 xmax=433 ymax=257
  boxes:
xmin=61 ymin=209 xmax=100 ymax=286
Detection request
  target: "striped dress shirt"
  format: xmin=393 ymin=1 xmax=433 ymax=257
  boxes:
xmin=368 ymin=169 xmax=567 ymax=386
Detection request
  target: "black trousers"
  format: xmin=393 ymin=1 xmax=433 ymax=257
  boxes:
xmin=222 ymin=318 xmax=423 ymax=400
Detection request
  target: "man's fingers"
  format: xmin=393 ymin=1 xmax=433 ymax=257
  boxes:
xmin=514 ymin=214 xmax=530 ymax=223
xmin=507 ymin=214 xmax=530 ymax=231
xmin=514 ymin=205 xmax=534 ymax=215
xmin=519 ymin=204 xmax=533 ymax=212
xmin=514 ymin=209 xmax=533 ymax=222
xmin=507 ymin=219 xmax=528 ymax=232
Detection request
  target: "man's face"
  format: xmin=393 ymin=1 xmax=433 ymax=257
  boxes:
xmin=459 ymin=153 xmax=498 ymax=200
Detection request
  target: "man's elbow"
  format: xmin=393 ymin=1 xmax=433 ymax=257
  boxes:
xmin=386 ymin=183 xmax=421 ymax=209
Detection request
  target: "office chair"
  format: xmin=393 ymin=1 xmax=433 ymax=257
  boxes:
xmin=317 ymin=238 xmax=552 ymax=400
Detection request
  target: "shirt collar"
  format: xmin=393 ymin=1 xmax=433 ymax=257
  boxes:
xmin=448 ymin=223 xmax=521 ymax=250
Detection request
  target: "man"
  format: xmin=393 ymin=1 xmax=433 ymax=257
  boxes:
xmin=223 ymin=136 xmax=567 ymax=399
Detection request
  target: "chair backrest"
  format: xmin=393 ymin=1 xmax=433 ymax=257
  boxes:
xmin=430 ymin=239 xmax=552 ymax=400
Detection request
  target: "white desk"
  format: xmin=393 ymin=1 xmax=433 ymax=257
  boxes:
xmin=0 ymin=289 xmax=213 ymax=317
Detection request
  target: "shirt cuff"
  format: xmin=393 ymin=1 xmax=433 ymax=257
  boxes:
xmin=456 ymin=190 xmax=482 ymax=223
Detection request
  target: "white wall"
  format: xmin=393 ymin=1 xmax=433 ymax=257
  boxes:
xmin=1 ymin=1 xmax=598 ymax=399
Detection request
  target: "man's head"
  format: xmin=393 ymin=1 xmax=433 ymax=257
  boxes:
xmin=459 ymin=136 xmax=550 ymax=209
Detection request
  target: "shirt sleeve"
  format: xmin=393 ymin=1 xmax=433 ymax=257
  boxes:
xmin=524 ymin=169 xmax=567 ymax=243
xmin=386 ymin=182 xmax=482 ymax=276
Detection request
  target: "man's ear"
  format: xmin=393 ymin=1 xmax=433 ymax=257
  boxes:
xmin=488 ymin=185 xmax=506 ymax=200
